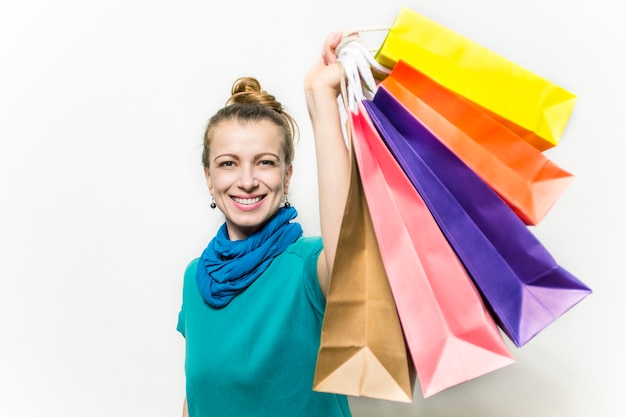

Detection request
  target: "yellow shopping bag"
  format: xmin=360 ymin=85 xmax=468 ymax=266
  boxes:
xmin=375 ymin=7 xmax=576 ymax=150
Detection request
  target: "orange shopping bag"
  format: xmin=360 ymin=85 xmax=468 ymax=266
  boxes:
xmin=381 ymin=60 xmax=574 ymax=225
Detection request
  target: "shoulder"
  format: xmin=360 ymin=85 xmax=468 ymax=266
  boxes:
xmin=185 ymin=258 xmax=200 ymax=272
xmin=284 ymin=236 xmax=323 ymax=259
xmin=183 ymin=258 xmax=200 ymax=283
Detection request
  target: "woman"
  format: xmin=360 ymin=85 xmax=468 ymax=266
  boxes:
xmin=177 ymin=33 xmax=353 ymax=416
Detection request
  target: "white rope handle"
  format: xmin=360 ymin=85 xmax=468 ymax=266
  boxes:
xmin=335 ymin=27 xmax=391 ymax=111
xmin=337 ymin=26 xmax=391 ymax=53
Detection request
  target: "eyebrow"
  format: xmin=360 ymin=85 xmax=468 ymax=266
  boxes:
xmin=213 ymin=152 xmax=281 ymax=162
xmin=255 ymin=152 xmax=280 ymax=160
xmin=213 ymin=153 xmax=238 ymax=162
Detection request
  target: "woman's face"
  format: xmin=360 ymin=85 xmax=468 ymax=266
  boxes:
xmin=205 ymin=119 xmax=292 ymax=241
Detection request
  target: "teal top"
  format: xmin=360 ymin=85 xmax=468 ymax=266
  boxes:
xmin=177 ymin=236 xmax=352 ymax=417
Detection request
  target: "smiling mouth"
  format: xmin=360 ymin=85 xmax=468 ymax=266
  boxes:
xmin=232 ymin=196 xmax=264 ymax=205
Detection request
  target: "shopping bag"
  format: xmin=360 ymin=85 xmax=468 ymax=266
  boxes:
xmin=375 ymin=6 xmax=577 ymax=150
xmin=381 ymin=60 xmax=574 ymax=225
xmin=350 ymin=103 xmax=514 ymax=398
xmin=362 ymin=88 xmax=592 ymax=347
xmin=313 ymin=146 xmax=412 ymax=402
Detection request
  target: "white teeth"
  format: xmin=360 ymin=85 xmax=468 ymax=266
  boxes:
xmin=233 ymin=196 xmax=262 ymax=205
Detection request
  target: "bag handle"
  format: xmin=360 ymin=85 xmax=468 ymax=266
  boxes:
xmin=337 ymin=26 xmax=391 ymax=53
xmin=335 ymin=28 xmax=391 ymax=112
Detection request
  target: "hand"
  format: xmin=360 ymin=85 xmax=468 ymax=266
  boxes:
xmin=304 ymin=32 xmax=344 ymax=100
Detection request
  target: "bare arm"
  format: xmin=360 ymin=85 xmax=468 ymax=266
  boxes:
xmin=182 ymin=396 xmax=188 ymax=417
xmin=304 ymin=33 xmax=350 ymax=297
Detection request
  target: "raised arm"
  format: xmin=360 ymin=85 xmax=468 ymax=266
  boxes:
xmin=304 ymin=33 xmax=351 ymax=296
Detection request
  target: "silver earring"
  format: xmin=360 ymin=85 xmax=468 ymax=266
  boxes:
xmin=210 ymin=197 xmax=216 ymax=209
xmin=282 ymin=194 xmax=290 ymax=208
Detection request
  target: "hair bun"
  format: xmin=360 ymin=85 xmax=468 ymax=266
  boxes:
xmin=231 ymin=77 xmax=262 ymax=96
xmin=227 ymin=77 xmax=283 ymax=113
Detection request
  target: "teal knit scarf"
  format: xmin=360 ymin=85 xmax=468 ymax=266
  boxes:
xmin=196 ymin=206 xmax=303 ymax=308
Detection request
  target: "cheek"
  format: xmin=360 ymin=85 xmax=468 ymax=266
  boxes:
xmin=210 ymin=171 xmax=235 ymax=192
xmin=255 ymin=170 xmax=286 ymax=191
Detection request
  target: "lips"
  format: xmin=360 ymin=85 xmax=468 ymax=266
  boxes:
xmin=232 ymin=196 xmax=264 ymax=205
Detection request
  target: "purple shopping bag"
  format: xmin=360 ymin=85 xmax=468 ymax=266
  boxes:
xmin=362 ymin=87 xmax=591 ymax=347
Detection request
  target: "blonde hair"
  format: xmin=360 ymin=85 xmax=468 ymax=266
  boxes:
xmin=202 ymin=77 xmax=299 ymax=168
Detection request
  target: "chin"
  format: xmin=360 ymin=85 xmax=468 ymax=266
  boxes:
xmin=225 ymin=213 xmax=272 ymax=239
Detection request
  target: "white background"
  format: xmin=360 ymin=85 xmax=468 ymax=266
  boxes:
xmin=1 ymin=0 xmax=623 ymax=416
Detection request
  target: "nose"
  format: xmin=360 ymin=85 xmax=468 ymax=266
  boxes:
xmin=238 ymin=164 xmax=259 ymax=190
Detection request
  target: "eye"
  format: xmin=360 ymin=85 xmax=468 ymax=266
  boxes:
xmin=218 ymin=160 xmax=235 ymax=168
xmin=258 ymin=159 xmax=276 ymax=166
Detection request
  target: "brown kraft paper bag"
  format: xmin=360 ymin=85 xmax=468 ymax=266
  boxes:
xmin=313 ymin=150 xmax=413 ymax=403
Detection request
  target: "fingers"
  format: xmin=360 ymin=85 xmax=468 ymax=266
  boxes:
xmin=327 ymin=31 xmax=343 ymax=50
xmin=322 ymin=32 xmax=343 ymax=65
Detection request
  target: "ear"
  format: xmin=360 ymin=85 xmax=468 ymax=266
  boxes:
xmin=204 ymin=167 xmax=213 ymax=195
xmin=283 ymin=164 xmax=293 ymax=194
